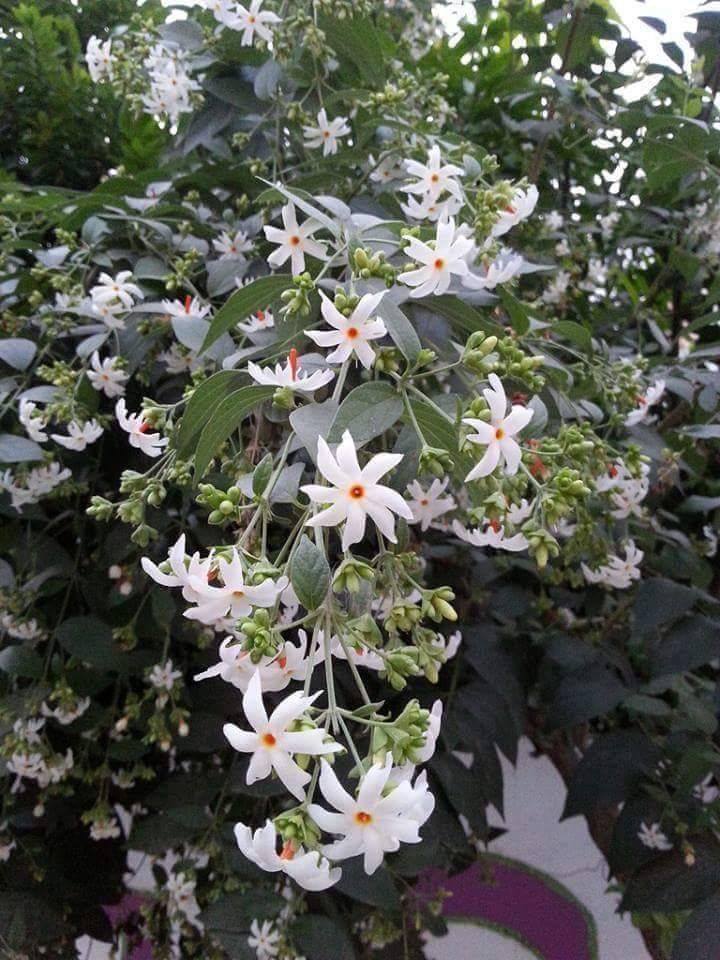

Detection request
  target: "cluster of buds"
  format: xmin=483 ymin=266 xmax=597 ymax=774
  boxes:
xmin=370 ymin=699 xmax=431 ymax=764
xmin=333 ymin=558 xmax=375 ymax=594
xmin=197 ymin=482 xmax=246 ymax=525
xmin=238 ymin=609 xmax=282 ymax=662
xmin=352 ymin=247 xmax=397 ymax=286
xmin=280 ymin=273 xmax=315 ymax=318
xmin=462 ymin=330 xmax=499 ymax=375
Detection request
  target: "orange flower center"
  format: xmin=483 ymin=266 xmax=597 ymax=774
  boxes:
xmin=256 ymin=310 xmax=265 ymax=320
xmin=355 ymin=811 xmax=372 ymax=825
xmin=345 ymin=326 xmax=359 ymax=339
xmin=430 ymin=173 xmax=440 ymax=183
xmin=184 ymin=294 xmax=193 ymax=313
xmin=232 ymin=590 xmax=245 ymax=599
xmin=349 ymin=484 xmax=365 ymax=499
xmin=434 ymin=258 xmax=445 ymax=270
xmin=506 ymin=204 xmax=517 ymax=214
xmin=495 ymin=427 xmax=505 ymax=439
xmin=288 ymin=347 xmax=299 ymax=381
xmin=289 ymin=235 xmax=301 ymax=246
xmin=420 ymin=498 xmax=429 ymax=506
xmin=280 ymin=841 xmax=295 ymax=860
xmin=323 ymin=130 xmax=330 ymax=138
xmin=262 ymin=732 xmax=277 ymax=747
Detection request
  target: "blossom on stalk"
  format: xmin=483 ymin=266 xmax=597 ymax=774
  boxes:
xmin=399 ymin=218 xmax=473 ymax=297
xmin=453 ymin=519 xmax=529 ymax=552
xmin=18 ymin=399 xmax=48 ymax=442
xmin=308 ymin=755 xmax=432 ymax=874
xmin=238 ymin=308 xmax=275 ymax=334
xmin=51 ymin=419 xmax=103 ymax=451
xmin=85 ymin=36 xmax=113 ymax=82
xmin=402 ymin=144 xmax=463 ymax=200
xmin=234 ymin=819 xmax=341 ymax=890
xmin=406 ymin=478 xmax=455 ymax=530
xmin=161 ymin=295 xmax=211 ymax=321
xmin=142 ymin=534 xmax=216 ymax=606
xmin=247 ymin=350 xmax=335 ymax=393
xmin=195 ymin=633 xmax=311 ymax=692
xmin=638 ymin=822 xmax=672 ymax=851
xmin=90 ymin=271 xmax=143 ymax=311
xmin=213 ymin=230 xmax=253 ymax=260
xmin=301 ymin=430 xmax=413 ymax=550
xmin=264 ymin=202 xmax=328 ymax=275
xmin=625 ymin=379 xmax=666 ymax=426
xmin=491 ymin=185 xmax=538 ymax=238
xmin=223 ymin=671 xmax=342 ymax=800
xmin=581 ymin=540 xmax=643 ymax=589
xmin=87 ymin=352 xmax=127 ymax=398
xmin=368 ymin=153 xmax=404 ymax=185
xmin=463 ymin=375 xmax=533 ymax=480
xmin=235 ymin=0 xmax=280 ymax=46
xmin=148 ymin=660 xmax=183 ymax=692
xmin=248 ymin=919 xmax=280 ymax=959
xmin=115 ymin=399 xmax=168 ymax=458
xmin=400 ymin=192 xmax=463 ymax=223
xmin=303 ymin=108 xmax=351 ymax=157
xmin=306 ymin=291 xmax=386 ymax=369
xmin=463 ymin=250 xmax=525 ymax=290
xmin=183 ymin=550 xmax=287 ymax=623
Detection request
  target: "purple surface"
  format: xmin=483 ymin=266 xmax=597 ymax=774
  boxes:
xmin=421 ymin=859 xmax=595 ymax=960
xmin=104 ymin=896 xmax=152 ymax=960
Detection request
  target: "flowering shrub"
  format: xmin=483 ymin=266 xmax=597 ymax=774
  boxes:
xmin=1 ymin=1 xmax=719 ymax=958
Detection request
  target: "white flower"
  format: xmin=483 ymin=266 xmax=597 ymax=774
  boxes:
xmin=161 ymin=295 xmax=211 ymax=321
xmin=301 ymin=430 xmax=413 ymax=551
xmin=264 ymin=202 xmax=328 ymax=275
xmin=308 ymin=755 xmax=432 ymax=874
xmin=582 ymin=540 xmax=643 ymax=590
xmin=90 ymin=817 xmax=122 ymax=841
xmin=115 ymin=399 xmax=168 ymax=458
xmin=235 ymin=0 xmax=281 ymax=46
xmin=234 ymin=819 xmax=341 ymax=890
xmin=18 ymin=399 xmax=48 ymax=442
xmin=0 ymin=835 xmax=16 ymax=863
xmin=223 ymin=671 xmax=341 ymax=800
xmin=85 ymin=36 xmax=113 ymax=82
xmin=599 ymin=210 xmax=620 ymax=237
xmin=452 ymin=519 xmax=529 ymax=553
xmin=463 ymin=375 xmax=533 ymax=480
xmin=625 ymin=379 xmax=666 ymax=426
xmin=506 ymin=498 xmax=534 ymax=525
xmin=41 ymin=697 xmax=90 ymax=725
xmin=417 ymin=700 xmax=442 ymax=763
xmin=399 ymin=218 xmax=473 ymax=298
xmin=325 ymin=631 xmax=384 ymax=672
xmin=196 ymin=633 xmax=312 ymax=691
xmin=542 ymin=269 xmax=571 ymax=305
xmin=491 ymin=185 xmax=538 ymax=238
xmin=303 ymin=108 xmax=351 ymax=157
xmin=238 ymin=307 xmax=275 ymax=334
xmin=184 ymin=550 xmax=287 ymax=624
xmin=87 ymin=352 xmax=127 ymax=398
xmin=402 ymin=144 xmax=463 ymax=200
xmin=149 ymin=660 xmax=183 ymax=692
xmin=248 ymin=919 xmax=280 ymax=959
xmin=159 ymin=343 xmax=202 ymax=374
xmin=306 ymin=291 xmax=387 ymax=369
xmin=702 ymin=524 xmax=718 ymax=559
xmin=463 ymin=250 xmax=525 ymax=291
xmin=166 ymin=871 xmax=202 ymax=928
xmin=247 ymin=350 xmax=335 ymax=393
xmin=406 ymin=478 xmax=455 ymax=530
xmin=213 ymin=230 xmax=253 ymax=260
xmin=91 ymin=299 xmax=126 ymax=330
xmin=432 ymin=630 xmax=461 ymax=662
xmin=369 ymin=154 xmax=404 ymax=185
xmin=91 ymin=271 xmax=143 ymax=311
xmin=400 ymin=192 xmax=463 ymax=223
xmin=638 ymin=821 xmax=672 ymax=851
xmin=544 ymin=211 xmax=564 ymax=231
xmin=51 ymin=419 xmax=103 ymax=451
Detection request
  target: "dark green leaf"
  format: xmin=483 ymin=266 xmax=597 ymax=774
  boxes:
xmin=56 ymin=616 xmax=124 ymax=671
xmin=380 ymin=300 xmax=422 ymax=362
xmin=327 ymin=381 xmax=402 ymax=445
xmin=292 ymin=915 xmax=355 ymax=960
xmin=672 ymin=893 xmax=720 ymax=960
xmin=175 ymin=370 xmax=247 ymax=456
xmin=201 ymin=275 xmax=291 ymax=352
xmin=194 ymin=386 xmax=275 ymax=480
xmin=289 ymin=534 xmax=331 ymax=610
xmin=621 ymin=836 xmax=720 ymax=913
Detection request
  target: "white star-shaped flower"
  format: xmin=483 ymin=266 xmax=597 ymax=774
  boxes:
xmin=247 ymin=349 xmax=335 ymax=393
xmin=398 ymin=218 xmax=473 ymax=298
xmin=184 ymin=550 xmax=287 ymax=624
xmin=161 ymin=295 xmax=211 ymax=321
xmin=406 ymin=478 xmax=455 ymax=530
xmin=18 ymin=399 xmax=48 ymax=443
xmin=223 ymin=670 xmax=342 ymax=800
xmin=491 ymin=185 xmax=538 ymax=238
xmin=452 ymin=519 xmax=529 ymax=553
xmin=213 ymin=230 xmax=253 ymax=260
xmin=90 ymin=271 xmax=143 ymax=311
xmin=51 ymin=419 xmax=103 ymax=451
xmin=87 ymin=352 xmax=127 ymax=398
xmin=115 ymin=399 xmax=168 ymax=458
xmin=264 ymin=201 xmax=328 ymax=275
xmin=234 ymin=819 xmax=341 ymax=890
xmin=402 ymin=144 xmax=463 ymax=200
xmin=235 ymin=0 xmax=280 ymax=46
xmin=306 ymin=291 xmax=387 ymax=369
xmin=301 ymin=430 xmax=413 ymax=551
xmin=463 ymin=375 xmax=533 ymax=480
xmin=303 ymin=108 xmax=351 ymax=157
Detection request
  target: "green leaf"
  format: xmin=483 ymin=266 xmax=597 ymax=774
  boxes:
xmin=194 ymin=386 xmax=275 ymax=480
xmin=56 ymin=616 xmax=124 ymax=671
xmin=175 ymin=370 xmax=247 ymax=456
xmin=289 ymin=399 xmax=338 ymax=461
xmin=0 ymin=433 xmax=44 ymax=464
xmin=202 ymin=890 xmax=283 ymax=957
xmin=554 ymin=320 xmax=593 ymax=353
xmin=292 ymin=916 xmax=355 ymax=960
xmin=201 ymin=275 xmax=291 ymax=352
xmin=633 ymin=577 xmax=699 ymax=637
xmin=672 ymin=893 xmax=720 ymax=960
xmin=252 ymin=453 xmax=274 ymax=497
xmin=548 ymin=664 xmax=628 ymax=727
xmin=499 ymin=289 xmax=530 ymax=336
xmin=327 ymin=381 xmax=403 ymax=446
xmin=563 ymin=730 xmax=660 ymax=819
xmin=0 ymin=338 xmax=36 ymax=371
xmin=289 ymin=535 xmax=331 ymax=610
xmin=407 ymin=397 xmax=458 ymax=453
xmin=380 ymin=300 xmax=422 ymax=362
xmin=621 ymin=836 xmax=720 ymax=913
xmin=650 ymin=615 xmax=720 ymax=679
xmin=335 ymin=857 xmax=401 ymax=909
xmin=318 ymin=15 xmax=389 ymax=86
xmin=417 ymin=294 xmax=502 ymax=337
xmin=0 ymin=645 xmax=43 ymax=679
